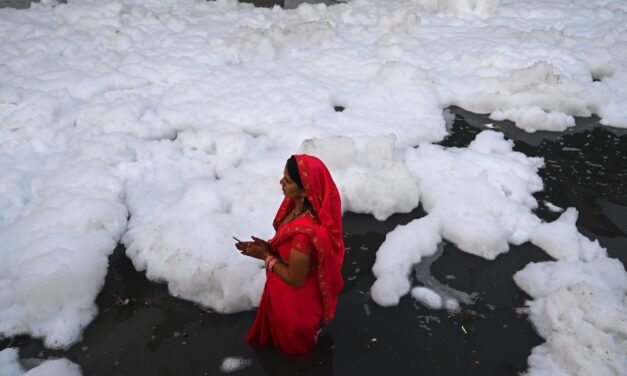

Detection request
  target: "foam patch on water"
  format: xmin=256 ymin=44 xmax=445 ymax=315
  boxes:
xmin=407 ymin=130 xmax=544 ymax=259
xmin=514 ymin=257 xmax=627 ymax=376
xmin=410 ymin=287 xmax=443 ymax=309
xmin=219 ymin=356 xmax=252 ymax=373
xmin=371 ymin=214 xmax=441 ymax=306
xmin=531 ymin=208 xmax=607 ymax=262
xmin=0 ymin=150 xmax=127 ymax=348
xmin=0 ymin=348 xmax=82 ymax=376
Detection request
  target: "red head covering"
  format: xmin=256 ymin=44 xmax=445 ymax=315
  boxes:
xmin=272 ymin=154 xmax=345 ymax=324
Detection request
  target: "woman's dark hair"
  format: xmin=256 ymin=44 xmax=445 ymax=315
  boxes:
xmin=286 ymin=156 xmax=304 ymax=189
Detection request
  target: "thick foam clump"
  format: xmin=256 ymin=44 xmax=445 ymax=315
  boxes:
xmin=413 ymin=0 xmax=501 ymax=15
xmin=462 ymin=61 xmax=590 ymax=133
xmin=299 ymin=135 xmax=420 ymax=220
xmin=490 ymin=106 xmax=575 ymax=133
xmin=514 ymin=257 xmax=627 ymax=376
xmin=0 ymin=150 xmax=128 ymax=348
xmin=0 ymin=348 xmax=82 ymax=376
xmin=406 ymin=131 xmax=544 ymax=259
xmin=513 ymin=208 xmax=627 ymax=376
xmin=531 ymin=208 xmax=607 ymax=262
xmin=371 ymin=215 xmax=441 ymax=306
xmin=410 ymin=287 xmax=443 ymax=309
xmin=219 ymin=356 xmax=253 ymax=373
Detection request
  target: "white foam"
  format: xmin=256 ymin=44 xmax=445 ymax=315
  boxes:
xmin=544 ymin=201 xmax=564 ymax=213
xmin=405 ymin=131 xmax=544 ymax=259
xmin=0 ymin=348 xmax=82 ymax=376
xmin=371 ymin=214 xmax=441 ymax=306
xmin=1 ymin=3 xmax=626 ymax=372
xmin=531 ymin=208 xmax=607 ymax=262
xmin=219 ymin=356 xmax=253 ymax=373
xmin=0 ymin=349 xmax=22 ymax=376
xmin=413 ymin=0 xmax=501 ymax=16
xmin=513 ymin=207 xmax=627 ymax=375
xmin=514 ymin=258 xmax=627 ymax=376
xmin=490 ymin=106 xmax=575 ymax=133
xmin=411 ymin=286 xmax=443 ymax=310
xmin=0 ymin=152 xmax=127 ymax=348
xmin=299 ymin=135 xmax=420 ymax=220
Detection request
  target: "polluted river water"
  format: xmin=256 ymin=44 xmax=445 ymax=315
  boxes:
xmin=1 ymin=0 xmax=627 ymax=375
xmin=2 ymin=106 xmax=625 ymax=375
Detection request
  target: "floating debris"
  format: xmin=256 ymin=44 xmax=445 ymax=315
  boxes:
xmin=422 ymin=315 xmax=441 ymax=325
xmin=219 ymin=357 xmax=252 ymax=373
xmin=413 ymin=245 xmax=477 ymax=312
xmin=515 ymin=307 xmax=530 ymax=317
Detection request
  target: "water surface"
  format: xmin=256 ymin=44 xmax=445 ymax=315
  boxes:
xmin=4 ymin=108 xmax=625 ymax=375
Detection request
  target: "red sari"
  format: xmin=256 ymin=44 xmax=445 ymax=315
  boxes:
xmin=246 ymin=154 xmax=345 ymax=355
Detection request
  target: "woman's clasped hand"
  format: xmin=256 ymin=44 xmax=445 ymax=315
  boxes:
xmin=235 ymin=236 xmax=270 ymax=260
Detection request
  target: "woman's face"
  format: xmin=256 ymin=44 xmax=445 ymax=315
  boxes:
xmin=281 ymin=166 xmax=304 ymax=200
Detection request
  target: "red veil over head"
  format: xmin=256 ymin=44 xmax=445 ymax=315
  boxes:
xmin=272 ymin=154 xmax=345 ymax=324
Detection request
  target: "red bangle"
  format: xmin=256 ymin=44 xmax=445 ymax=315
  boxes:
xmin=265 ymin=255 xmax=275 ymax=268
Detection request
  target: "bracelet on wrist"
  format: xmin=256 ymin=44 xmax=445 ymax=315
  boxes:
xmin=265 ymin=255 xmax=276 ymax=269
xmin=267 ymin=258 xmax=279 ymax=272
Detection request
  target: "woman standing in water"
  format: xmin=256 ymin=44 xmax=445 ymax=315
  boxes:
xmin=235 ymin=154 xmax=344 ymax=355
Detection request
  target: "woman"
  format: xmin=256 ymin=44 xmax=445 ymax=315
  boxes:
xmin=235 ymin=154 xmax=345 ymax=355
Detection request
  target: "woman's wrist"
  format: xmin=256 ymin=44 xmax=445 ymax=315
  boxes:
xmin=264 ymin=255 xmax=274 ymax=266
xmin=267 ymin=258 xmax=279 ymax=272
xmin=265 ymin=255 xmax=279 ymax=272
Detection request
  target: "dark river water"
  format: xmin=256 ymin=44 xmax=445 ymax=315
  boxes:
xmin=2 ymin=106 xmax=626 ymax=375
